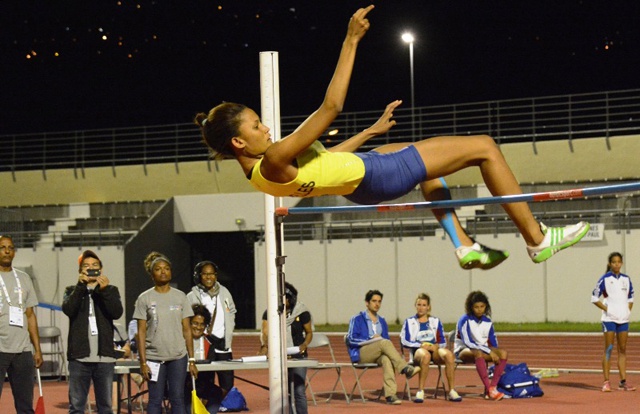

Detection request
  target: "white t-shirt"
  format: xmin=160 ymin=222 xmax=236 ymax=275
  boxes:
xmin=199 ymin=291 xmax=225 ymax=339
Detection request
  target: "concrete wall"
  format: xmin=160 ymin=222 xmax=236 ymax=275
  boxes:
xmin=13 ymin=246 xmax=126 ymax=313
xmin=12 ymin=205 xmax=640 ymax=359
xmin=0 ymin=160 xmax=253 ymax=206
xmin=254 ymin=229 xmax=640 ymax=326
xmin=2 ymin=135 xmax=639 ymax=206
xmin=407 ymin=134 xmax=640 ymax=186
xmin=14 ymin=245 xmax=126 ymax=371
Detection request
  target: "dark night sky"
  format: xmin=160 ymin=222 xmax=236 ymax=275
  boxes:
xmin=1 ymin=0 xmax=639 ymax=134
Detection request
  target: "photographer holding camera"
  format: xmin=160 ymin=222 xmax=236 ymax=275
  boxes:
xmin=62 ymin=250 xmax=123 ymax=414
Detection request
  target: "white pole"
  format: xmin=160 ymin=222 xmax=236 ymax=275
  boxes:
xmin=402 ymin=32 xmax=416 ymax=140
xmin=37 ymin=368 xmax=43 ymax=397
xmin=259 ymin=51 xmax=289 ymax=414
xmin=409 ymin=40 xmax=415 ymax=139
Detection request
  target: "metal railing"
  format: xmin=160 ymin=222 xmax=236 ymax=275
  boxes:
xmin=5 ymin=198 xmax=639 ymax=249
xmin=6 ymin=229 xmax=135 ymax=250
xmin=8 ymin=207 xmax=640 ymax=249
xmin=3 ymin=89 xmax=639 ymax=174
xmin=258 ymin=207 xmax=640 ymax=243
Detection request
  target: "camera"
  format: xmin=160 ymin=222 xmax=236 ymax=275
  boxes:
xmin=86 ymin=269 xmax=101 ymax=277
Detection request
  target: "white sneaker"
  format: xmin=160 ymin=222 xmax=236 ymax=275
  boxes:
xmin=526 ymin=222 xmax=590 ymax=263
xmin=448 ymin=389 xmax=462 ymax=402
xmin=413 ymin=390 xmax=424 ymax=403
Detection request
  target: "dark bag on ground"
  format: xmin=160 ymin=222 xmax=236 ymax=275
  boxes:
xmin=219 ymin=387 xmax=249 ymax=412
xmin=496 ymin=362 xmax=544 ymax=398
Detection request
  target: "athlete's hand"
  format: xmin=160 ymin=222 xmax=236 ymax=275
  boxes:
xmin=346 ymin=5 xmax=374 ymax=43
xmin=366 ymin=100 xmax=402 ymax=136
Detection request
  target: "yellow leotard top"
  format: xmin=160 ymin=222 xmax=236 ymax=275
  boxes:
xmin=248 ymin=141 xmax=365 ymax=198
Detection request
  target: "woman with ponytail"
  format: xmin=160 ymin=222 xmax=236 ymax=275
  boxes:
xmin=591 ymin=252 xmax=635 ymax=392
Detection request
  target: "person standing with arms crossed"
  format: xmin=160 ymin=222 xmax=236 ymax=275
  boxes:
xmin=592 ymin=252 xmax=635 ymax=392
xmin=63 ymin=250 xmax=124 ymax=414
xmin=0 ymin=235 xmax=43 ymax=414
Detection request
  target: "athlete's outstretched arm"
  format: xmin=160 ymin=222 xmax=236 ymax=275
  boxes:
xmin=329 ymin=99 xmax=401 ymax=153
xmin=263 ymin=5 xmax=374 ymax=170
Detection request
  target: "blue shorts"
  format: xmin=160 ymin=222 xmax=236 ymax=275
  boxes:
xmin=602 ymin=321 xmax=629 ymax=333
xmin=344 ymin=145 xmax=427 ymax=205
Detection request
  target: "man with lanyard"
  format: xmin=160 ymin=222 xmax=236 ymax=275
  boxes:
xmin=346 ymin=289 xmax=419 ymax=405
xmin=62 ymin=250 xmax=123 ymax=414
xmin=0 ymin=235 xmax=43 ymax=414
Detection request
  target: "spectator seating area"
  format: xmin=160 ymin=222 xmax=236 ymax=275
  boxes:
xmin=1 ymin=200 xmax=165 ymax=248
xmin=3 ymin=179 xmax=640 ymax=248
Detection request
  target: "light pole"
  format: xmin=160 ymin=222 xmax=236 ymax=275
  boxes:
xmin=401 ymin=32 xmax=415 ymax=139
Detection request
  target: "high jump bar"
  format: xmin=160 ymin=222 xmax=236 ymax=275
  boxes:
xmin=275 ymin=181 xmax=640 ymax=216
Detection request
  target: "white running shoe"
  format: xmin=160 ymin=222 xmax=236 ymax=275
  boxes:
xmin=413 ymin=390 xmax=424 ymax=403
xmin=448 ymin=389 xmax=462 ymax=402
xmin=526 ymin=222 xmax=590 ymax=263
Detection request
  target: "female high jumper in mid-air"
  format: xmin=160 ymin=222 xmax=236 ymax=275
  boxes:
xmin=194 ymin=5 xmax=589 ymax=269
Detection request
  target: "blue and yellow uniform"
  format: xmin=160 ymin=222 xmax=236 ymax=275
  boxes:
xmin=249 ymin=141 xmax=365 ymax=198
xmin=248 ymin=141 xmax=427 ymax=204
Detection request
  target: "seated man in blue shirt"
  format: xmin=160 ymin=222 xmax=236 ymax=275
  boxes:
xmin=347 ymin=289 xmax=419 ymax=405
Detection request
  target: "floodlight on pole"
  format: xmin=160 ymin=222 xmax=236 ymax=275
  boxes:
xmin=401 ymin=32 xmax=415 ymax=139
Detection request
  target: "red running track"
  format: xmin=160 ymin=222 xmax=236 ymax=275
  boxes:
xmin=3 ymin=333 xmax=639 ymax=413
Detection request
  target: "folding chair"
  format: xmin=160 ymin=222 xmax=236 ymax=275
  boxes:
xmin=343 ymin=335 xmax=382 ymax=403
xmin=305 ymin=333 xmax=350 ymax=404
xmin=116 ymin=368 xmax=147 ymax=413
xmin=447 ymin=329 xmax=485 ymax=398
xmin=38 ymin=326 xmax=66 ymax=380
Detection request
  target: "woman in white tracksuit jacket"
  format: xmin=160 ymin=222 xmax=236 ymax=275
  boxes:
xmin=401 ymin=293 xmax=461 ymax=403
